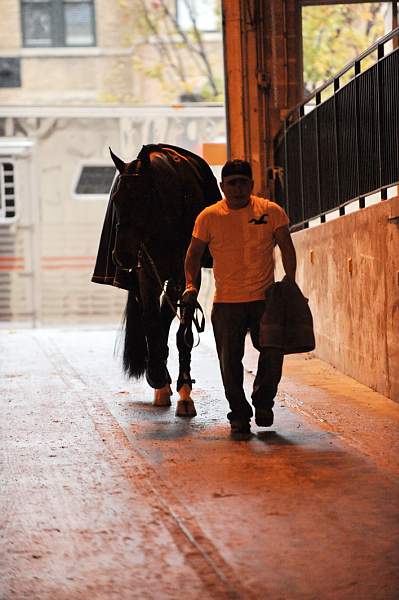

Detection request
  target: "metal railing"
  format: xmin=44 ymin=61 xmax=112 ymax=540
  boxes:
xmin=274 ymin=28 xmax=399 ymax=229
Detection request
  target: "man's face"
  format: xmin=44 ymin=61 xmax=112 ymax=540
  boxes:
xmin=221 ymin=175 xmax=253 ymax=208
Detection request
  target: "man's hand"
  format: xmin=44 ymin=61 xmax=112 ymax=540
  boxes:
xmin=182 ymin=285 xmax=198 ymax=305
xmin=274 ymin=225 xmax=296 ymax=281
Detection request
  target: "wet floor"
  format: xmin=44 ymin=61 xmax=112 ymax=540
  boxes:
xmin=1 ymin=327 xmax=399 ymax=599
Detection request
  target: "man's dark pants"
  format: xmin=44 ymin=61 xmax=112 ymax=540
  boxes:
xmin=211 ymin=301 xmax=284 ymax=422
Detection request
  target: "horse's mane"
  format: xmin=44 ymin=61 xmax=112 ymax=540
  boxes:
xmin=92 ymin=143 xmax=221 ymax=290
xmin=138 ymin=144 xmax=210 ymax=184
xmin=136 ymin=144 xmax=221 ymax=266
xmin=138 ymin=143 xmax=220 ymax=204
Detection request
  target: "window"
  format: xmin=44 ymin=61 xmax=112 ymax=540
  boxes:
xmin=176 ymin=0 xmax=219 ymax=32
xmin=74 ymin=165 xmax=115 ymax=198
xmin=0 ymin=58 xmax=21 ymax=88
xmin=21 ymin=0 xmax=96 ymax=47
xmin=0 ymin=162 xmax=16 ymax=222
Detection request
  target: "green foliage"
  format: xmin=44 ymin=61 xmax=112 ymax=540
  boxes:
xmin=199 ymin=76 xmax=224 ymax=101
xmin=302 ymin=3 xmax=390 ymax=94
xmin=118 ymin=0 xmax=223 ymax=103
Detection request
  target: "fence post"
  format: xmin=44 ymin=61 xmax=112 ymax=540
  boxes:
xmin=333 ymin=77 xmax=341 ymax=212
xmin=284 ymin=116 xmax=290 ymax=220
xmin=315 ymin=91 xmax=322 ymax=220
xmin=377 ymin=42 xmax=385 ymax=194
xmin=299 ymin=105 xmax=305 ymax=226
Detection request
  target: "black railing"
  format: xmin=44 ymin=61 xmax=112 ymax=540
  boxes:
xmin=274 ymin=28 xmax=399 ymax=229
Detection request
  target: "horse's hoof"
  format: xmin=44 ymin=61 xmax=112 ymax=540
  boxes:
xmin=175 ymin=398 xmax=197 ymax=417
xmin=153 ymin=384 xmax=172 ymax=407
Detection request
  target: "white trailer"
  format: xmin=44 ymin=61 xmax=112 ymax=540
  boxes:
xmin=0 ymin=105 xmax=225 ymax=325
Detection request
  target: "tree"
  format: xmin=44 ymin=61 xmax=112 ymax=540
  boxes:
xmin=302 ymin=2 xmax=390 ymax=95
xmin=119 ymin=0 xmax=224 ymax=102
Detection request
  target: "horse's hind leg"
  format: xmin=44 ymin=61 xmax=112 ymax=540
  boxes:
xmin=153 ymin=383 xmax=172 ymax=406
xmin=152 ymin=278 xmax=183 ymax=407
xmin=137 ymin=268 xmax=172 ymax=405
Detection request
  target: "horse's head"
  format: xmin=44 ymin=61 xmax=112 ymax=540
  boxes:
xmin=110 ymin=148 xmax=153 ymax=271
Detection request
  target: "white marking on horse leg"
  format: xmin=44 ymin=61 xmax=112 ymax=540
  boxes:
xmin=175 ymin=384 xmax=196 ymax=417
xmin=153 ymin=383 xmax=172 ymax=407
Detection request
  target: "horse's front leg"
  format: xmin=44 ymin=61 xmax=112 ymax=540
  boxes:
xmin=153 ymin=382 xmax=173 ymax=406
xmin=138 ymin=269 xmax=172 ymax=406
xmin=175 ymin=315 xmax=197 ymax=417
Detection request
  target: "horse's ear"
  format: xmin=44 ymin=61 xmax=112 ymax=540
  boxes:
xmin=109 ymin=147 xmax=126 ymax=174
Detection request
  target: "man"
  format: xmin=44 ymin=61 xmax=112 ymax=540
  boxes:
xmin=183 ymin=159 xmax=296 ymax=435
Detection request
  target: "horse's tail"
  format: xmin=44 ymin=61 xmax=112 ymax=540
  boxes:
xmin=122 ymin=290 xmax=147 ymax=379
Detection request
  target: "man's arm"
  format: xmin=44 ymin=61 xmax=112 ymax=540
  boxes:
xmin=274 ymin=225 xmax=296 ymax=281
xmin=183 ymin=236 xmax=208 ymax=300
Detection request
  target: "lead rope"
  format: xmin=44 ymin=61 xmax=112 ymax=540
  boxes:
xmin=140 ymin=243 xmax=180 ymax=319
xmin=140 ymin=243 xmax=205 ymax=347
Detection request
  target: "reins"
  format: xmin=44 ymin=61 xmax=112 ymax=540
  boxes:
xmin=140 ymin=244 xmax=205 ymax=347
xmin=140 ymin=244 xmax=179 ymax=319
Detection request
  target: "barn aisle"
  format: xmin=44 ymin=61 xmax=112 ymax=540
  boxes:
xmin=1 ymin=327 xmax=399 ymax=600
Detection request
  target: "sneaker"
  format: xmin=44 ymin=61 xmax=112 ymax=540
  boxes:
xmin=230 ymin=419 xmax=251 ymax=435
xmin=255 ymin=408 xmax=274 ymax=427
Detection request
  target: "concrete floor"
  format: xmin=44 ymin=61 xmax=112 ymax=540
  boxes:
xmin=1 ymin=326 xmax=399 ymax=600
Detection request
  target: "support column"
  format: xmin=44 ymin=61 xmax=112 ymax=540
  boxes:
xmin=222 ymin=0 xmax=302 ymax=196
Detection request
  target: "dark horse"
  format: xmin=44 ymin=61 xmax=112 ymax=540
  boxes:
xmin=92 ymin=144 xmax=221 ymax=416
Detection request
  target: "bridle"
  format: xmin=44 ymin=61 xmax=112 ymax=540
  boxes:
xmin=112 ymin=170 xmax=154 ymax=273
xmin=112 ymin=171 xmax=205 ymax=344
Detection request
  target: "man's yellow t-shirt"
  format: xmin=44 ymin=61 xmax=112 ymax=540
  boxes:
xmin=192 ymin=195 xmax=289 ymax=303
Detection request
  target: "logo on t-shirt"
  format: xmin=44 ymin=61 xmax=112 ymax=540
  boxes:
xmin=249 ymin=213 xmax=268 ymax=225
